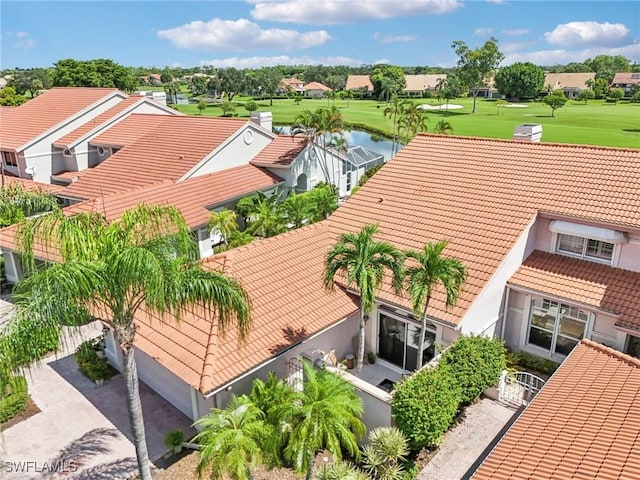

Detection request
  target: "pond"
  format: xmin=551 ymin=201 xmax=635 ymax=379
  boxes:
xmin=175 ymin=93 xmax=190 ymax=105
xmin=276 ymin=126 xmax=400 ymax=161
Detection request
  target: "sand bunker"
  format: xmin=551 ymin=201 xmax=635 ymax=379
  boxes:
xmin=418 ymin=103 xmax=464 ymax=110
xmin=504 ymin=104 xmax=529 ymax=108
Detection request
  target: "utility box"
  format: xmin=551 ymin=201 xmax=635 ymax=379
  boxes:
xmin=513 ymin=123 xmax=543 ymax=142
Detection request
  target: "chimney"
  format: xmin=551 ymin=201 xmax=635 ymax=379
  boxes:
xmin=513 ymin=123 xmax=542 ymax=142
xmin=250 ymin=111 xmax=273 ymax=132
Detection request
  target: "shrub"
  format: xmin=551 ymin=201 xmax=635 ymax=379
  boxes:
xmin=164 ymin=428 xmax=184 ymax=449
xmin=0 ymin=376 xmax=28 ymax=424
xmin=439 ymin=335 xmax=506 ymax=405
xmin=505 ymin=350 xmax=559 ymax=376
xmin=75 ymin=340 xmax=112 ymax=382
xmin=391 ymin=367 xmax=462 ymax=449
xmin=362 ymin=426 xmax=410 ymax=480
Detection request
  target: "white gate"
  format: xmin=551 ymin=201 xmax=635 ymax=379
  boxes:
xmin=498 ymin=371 xmax=545 ymax=406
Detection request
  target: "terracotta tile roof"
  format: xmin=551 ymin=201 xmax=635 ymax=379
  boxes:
xmin=0 ymin=87 xmax=121 ymax=150
xmin=68 ymin=165 xmax=283 ymax=228
xmin=250 ymin=135 xmax=306 ymax=168
xmin=2 ymin=176 xmax=64 ymax=194
xmin=52 ymin=96 xmax=146 ymax=148
xmin=612 ymin=72 xmax=640 ymax=85
xmin=59 ymin=114 xmax=248 ymax=199
xmin=326 ymin=134 xmax=640 ymax=326
xmin=346 ymin=75 xmax=374 ymax=91
xmin=472 ymin=339 xmax=640 ymax=480
xmin=134 ymin=222 xmax=358 ymax=393
xmin=303 ymin=82 xmax=331 ymax=91
xmin=544 ymin=72 xmax=595 ymax=90
xmin=281 ymin=77 xmax=303 ymax=86
xmin=404 ymin=74 xmax=447 ymax=91
xmin=509 ymin=250 xmax=640 ymax=332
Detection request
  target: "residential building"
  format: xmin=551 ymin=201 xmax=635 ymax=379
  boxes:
xmin=403 ymin=74 xmax=447 ymax=96
xmin=139 ymin=74 xmax=162 ymax=86
xmin=303 ymin=82 xmax=332 ymax=98
xmin=345 ymin=75 xmax=374 ymax=96
xmin=250 ymin=135 xmax=384 ymax=197
xmin=279 ymin=77 xmax=304 ymax=94
xmin=611 ymin=72 xmax=640 ymax=94
xmin=472 ymin=339 xmax=640 ymax=480
xmin=0 ymin=87 xmax=176 ymax=184
xmin=543 ymin=72 xmax=595 ymax=98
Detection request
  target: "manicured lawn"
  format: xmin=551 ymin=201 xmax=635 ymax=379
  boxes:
xmin=176 ymin=97 xmax=640 ymax=148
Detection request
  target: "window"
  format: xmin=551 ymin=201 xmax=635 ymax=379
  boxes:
xmin=1 ymin=151 xmax=18 ymax=167
xmin=378 ymin=313 xmax=436 ymax=371
xmin=556 ymin=234 xmax=614 ymax=263
xmin=527 ymin=298 xmax=589 ymax=356
xmin=346 ymin=171 xmax=352 ymax=191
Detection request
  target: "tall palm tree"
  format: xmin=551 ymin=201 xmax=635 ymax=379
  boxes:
xmin=247 ymin=199 xmax=286 ymax=238
xmin=284 ymin=361 xmax=365 ymax=480
xmin=2 ymin=204 xmax=251 ymax=480
xmin=210 ymin=209 xmax=240 ymax=249
xmin=281 ymin=193 xmax=312 ymax=229
xmin=194 ymin=395 xmax=269 ymax=480
xmin=307 ymin=184 xmax=338 ymax=221
xmin=383 ymin=94 xmax=402 ymax=156
xmin=397 ymin=101 xmax=428 ymax=143
xmin=324 ymin=224 xmax=404 ymax=373
xmin=404 ymin=241 xmax=466 ymax=370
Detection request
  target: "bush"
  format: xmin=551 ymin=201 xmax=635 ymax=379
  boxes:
xmin=75 ymin=340 xmax=113 ymax=382
xmin=362 ymin=426 xmax=410 ymax=480
xmin=0 ymin=376 xmax=28 ymax=424
xmin=439 ymin=335 xmax=506 ymax=405
xmin=164 ymin=428 xmax=184 ymax=449
xmin=358 ymin=163 xmax=384 ymax=187
xmin=391 ymin=367 xmax=462 ymax=449
xmin=505 ymin=350 xmax=559 ymax=376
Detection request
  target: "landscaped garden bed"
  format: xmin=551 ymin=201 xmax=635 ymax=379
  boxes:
xmin=75 ymin=338 xmax=118 ymax=384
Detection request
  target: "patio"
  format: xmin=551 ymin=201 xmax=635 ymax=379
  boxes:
xmin=353 ymin=359 xmax=404 ymax=393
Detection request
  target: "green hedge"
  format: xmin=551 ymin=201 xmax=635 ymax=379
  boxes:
xmin=391 ymin=367 xmax=462 ymax=449
xmin=75 ymin=341 xmax=113 ymax=382
xmin=439 ymin=335 xmax=507 ymax=405
xmin=505 ymin=350 xmax=559 ymax=376
xmin=0 ymin=376 xmax=28 ymax=424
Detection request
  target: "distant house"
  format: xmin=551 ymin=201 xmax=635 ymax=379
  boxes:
xmin=346 ymin=75 xmax=374 ymax=97
xmin=472 ymin=339 xmax=640 ymax=480
xmin=474 ymin=76 xmax=501 ymax=99
xmin=611 ymin=72 xmax=640 ymax=95
xmin=251 ymin=135 xmax=385 ymax=197
xmin=543 ymin=72 xmax=595 ymax=98
xmin=0 ymin=78 xmax=7 ymax=89
xmin=139 ymin=73 xmax=162 ymax=86
xmin=279 ymin=77 xmax=305 ymax=94
xmin=403 ymin=74 xmax=447 ymax=96
xmin=303 ymin=82 xmax=332 ymax=98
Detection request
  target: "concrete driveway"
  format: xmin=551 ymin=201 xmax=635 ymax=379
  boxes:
xmin=0 ymin=325 xmax=195 ymax=480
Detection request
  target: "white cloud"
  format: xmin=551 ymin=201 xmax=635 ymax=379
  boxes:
xmin=157 ymin=18 xmax=330 ymax=51
xmin=502 ymin=28 xmax=530 ymax=36
xmin=501 ymin=40 xmax=539 ymax=53
xmin=474 ymin=27 xmax=493 ymax=37
xmin=545 ymin=21 xmax=630 ymax=47
xmin=373 ymin=33 xmax=417 ymax=44
xmin=486 ymin=0 xmax=505 ymax=4
xmin=248 ymin=0 xmax=461 ymax=25
xmin=199 ymin=55 xmax=364 ymax=69
xmin=374 ymin=59 xmax=390 ymax=65
xmin=15 ymin=31 xmax=28 ymax=39
xmin=502 ymin=43 xmax=640 ymax=66
xmin=14 ymin=32 xmax=36 ymax=48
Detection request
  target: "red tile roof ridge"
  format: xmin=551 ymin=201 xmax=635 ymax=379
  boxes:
xmin=579 ymin=338 xmax=640 ymax=368
xmin=414 ymin=132 xmax=640 ymax=153
xmin=199 ymin=313 xmax=220 ymax=392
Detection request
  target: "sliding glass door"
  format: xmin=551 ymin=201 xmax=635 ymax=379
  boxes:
xmin=378 ymin=313 xmax=435 ymax=371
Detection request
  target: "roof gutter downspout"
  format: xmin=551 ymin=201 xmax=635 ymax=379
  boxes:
xmin=500 ymin=287 xmax=511 ymax=341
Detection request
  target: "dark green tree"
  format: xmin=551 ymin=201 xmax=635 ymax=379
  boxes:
xmin=0 ymin=86 xmax=26 ymax=106
xmin=494 ymin=62 xmax=544 ymax=100
xmin=370 ymin=64 xmax=406 ymax=101
xmin=451 ymin=37 xmax=504 ymax=113
xmin=543 ymin=94 xmax=568 ymax=117
xmin=256 ymin=67 xmax=283 ymax=106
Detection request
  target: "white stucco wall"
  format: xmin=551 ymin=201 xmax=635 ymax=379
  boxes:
xmin=21 ymin=94 xmax=126 ymax=183
xmin=618 ymin=232 xmax=640 ymax=271
xmin=183 ymin=125 xmax=274 ymax=179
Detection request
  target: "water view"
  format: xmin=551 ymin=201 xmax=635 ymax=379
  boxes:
xmin=276 ymin=126 xmax=400 ymax=161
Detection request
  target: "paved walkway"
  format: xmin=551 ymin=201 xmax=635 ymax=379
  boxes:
xmin=418 ymin=398 xmax=520 ymax=480
xmin=0 ymin=324 xmax=194 ymax=480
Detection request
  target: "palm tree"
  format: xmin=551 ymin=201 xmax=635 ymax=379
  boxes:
xmin=210 ymin=209 xmax=240 ymax=249
xmin=432 ymin=119 xmax=453 ymax=135
xmin=307 ymin=184 xmax=338 ymax=221
xmin=404 ymin=241 xmax=466 ymax=370
xmin=284 ymin=361 xmax=365 ymax=480
xmin=397 ymin=101 xmax=428 ymax=143
xmin=281 ymin=193 xmax=311 ymax=229
xmin=324 ymin=224 xmax=403 ymax=373
xmin=0 ymin=184 xmax=60 ymax=227
xmin=194 ymin=395 xmax=269 ymax=480
xmin=3 ymin=204 xmax=251 ymax=480
xmin=247 ymin=198 xmax=286 ymax=238
xmin=383 ymin=95 xmax=402 ymax=156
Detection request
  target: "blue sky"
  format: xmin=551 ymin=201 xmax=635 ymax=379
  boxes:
xmin=2 ymin=1 xmax=639 ymax=69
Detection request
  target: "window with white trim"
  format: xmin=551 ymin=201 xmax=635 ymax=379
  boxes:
xmin=556 ymin=233 xmax=614 ymax=263
xmin=527 ymin=298 xmax=590 ymax=356
xmin=1 ymin=151 xmax=18 ymax=167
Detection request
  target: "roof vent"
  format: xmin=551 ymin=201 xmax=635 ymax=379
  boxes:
xmin=513 ymin=123 xmax=542 ymax=142
xmin=250 ymin=111 xmax=273 ymax=132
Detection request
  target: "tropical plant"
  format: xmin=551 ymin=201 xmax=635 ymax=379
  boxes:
xmin=248 ymin=198 xmax=286 ymax=238
xmin=0 ymin=375 xmax=28 ymax=424
xmin=209 ymin=209 xmax=240 ymax=249
xmin=1 ymin=204 xmax=251 ymax=480
xmin=194 ymin=395 xmax=269 ymax=480
xmin=281 ymin=193 xmax=312 ymax=229
xmin=324 ymin=225 xmax=404 ymax=372
xmin=307 ymin=184 xmax=338 ymax=221
xmin=404 ymin=241 xmax=466 ymax=370
xmin=362 ymin=427 xmax=409 ymax=480
xmin=383 ymin=95 xmax=403 ymax=156
xmin=164 ymin=428 xmax=184 ymax=452
xmin=439 ymin=334 xmax=506 ymax=404
xmin=0 ymin=184 xmax=60 ymax=224
xmin=432 ymin=119 xmax=453 ymax=135
xmin=397 ymin=102 xmax=428 ymax=143
xmin=284 ymin=361 xmax=365 ymax=480
xmin=317 ymin=461 xmax=370 ymax=480
xmin=391 ymin=367 xmax=462 ymax=449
